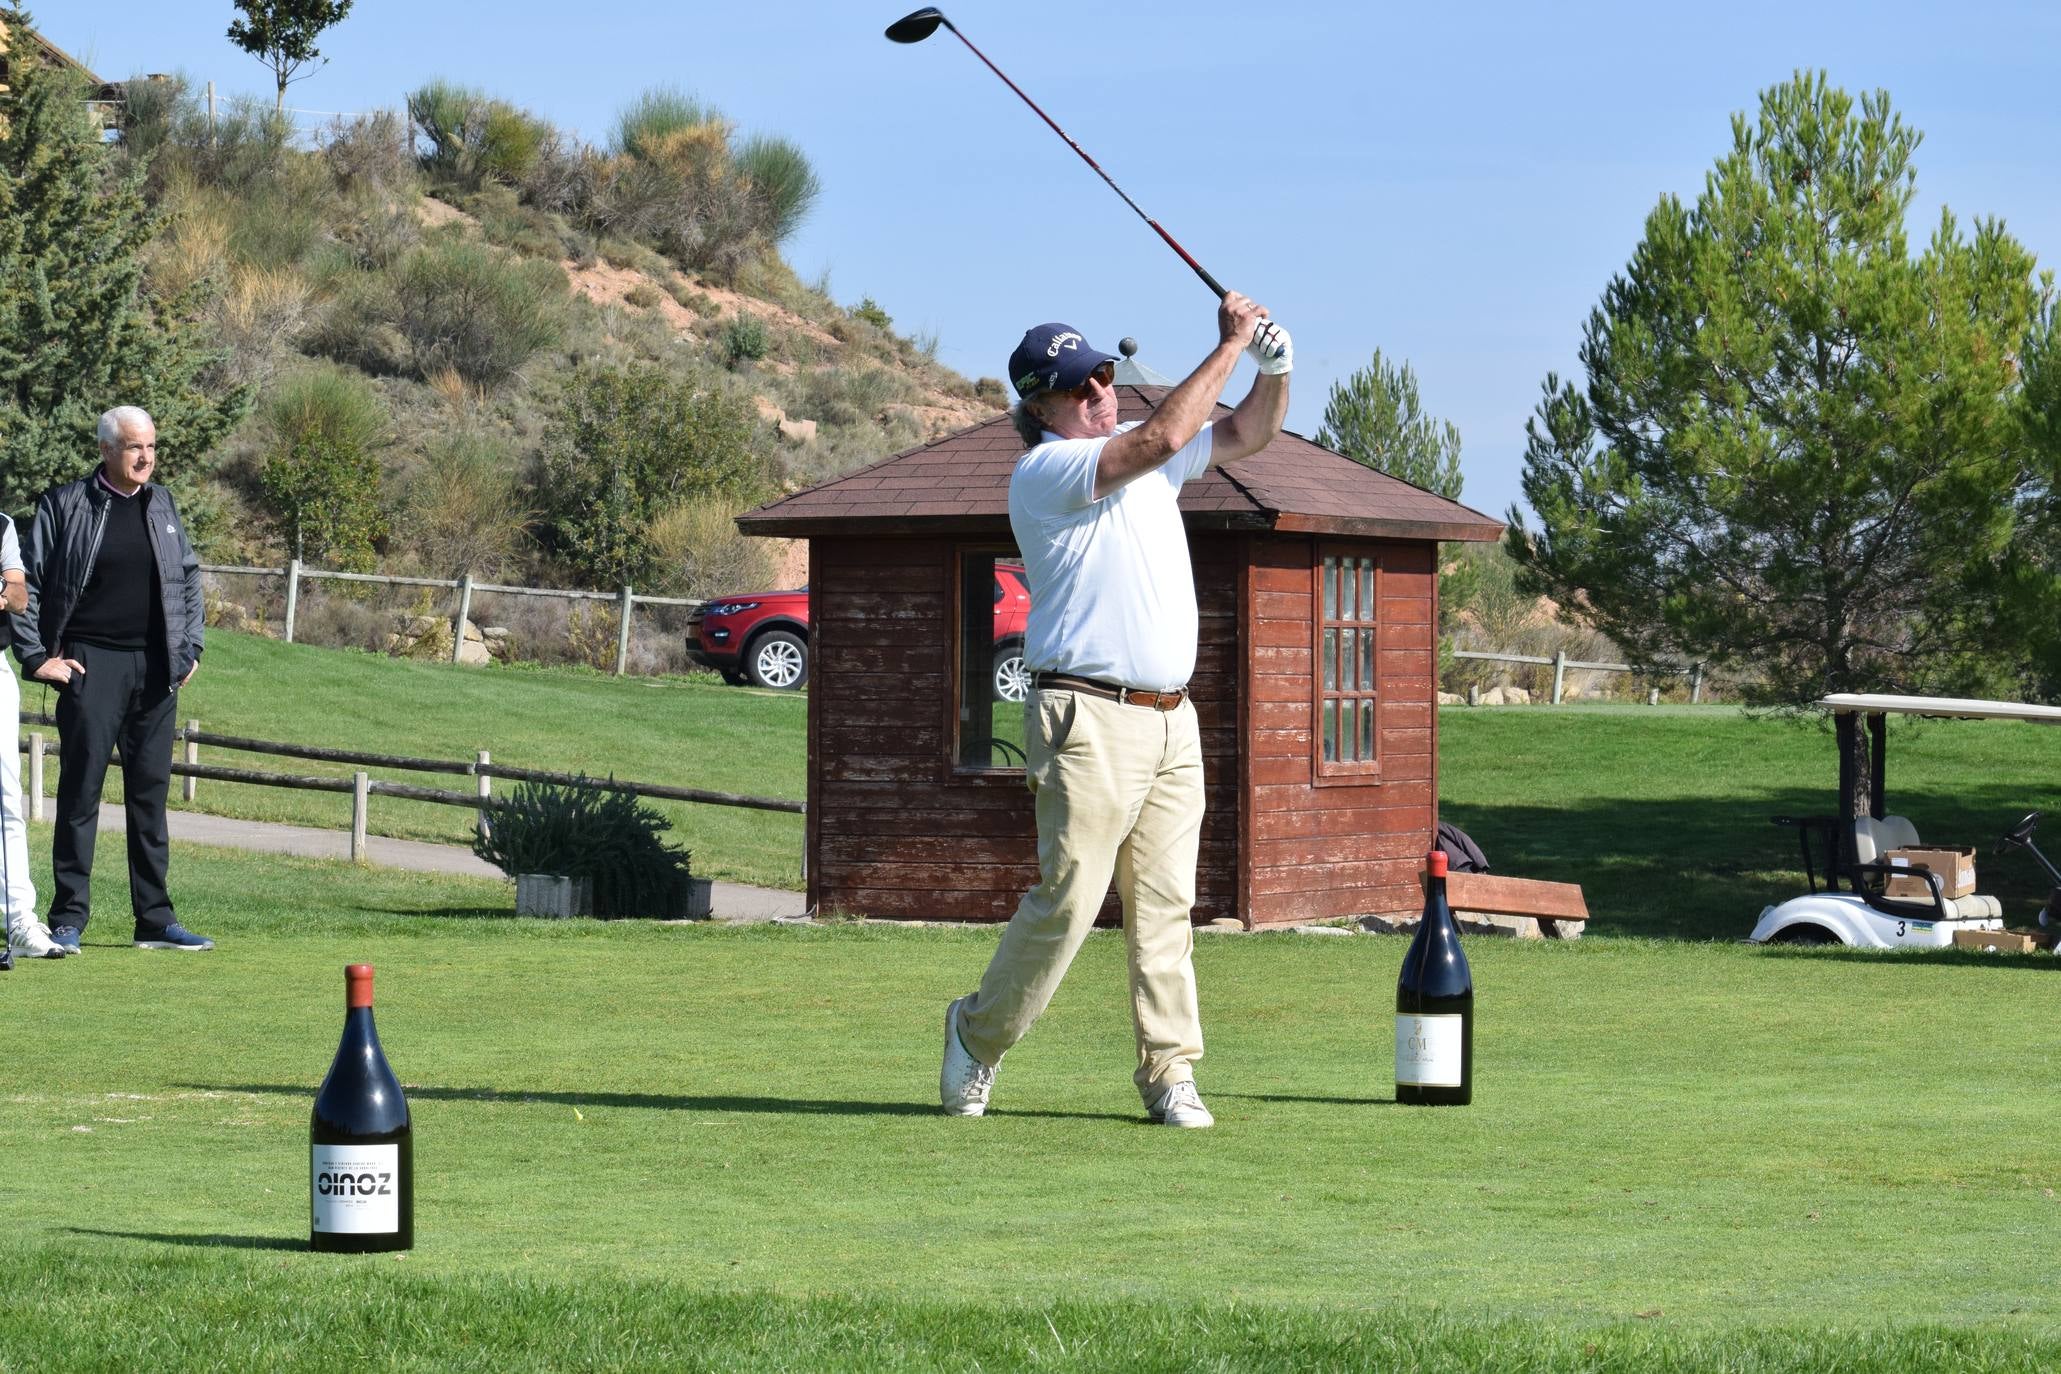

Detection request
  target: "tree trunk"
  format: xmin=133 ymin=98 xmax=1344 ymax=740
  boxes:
xmin=1834 ymin=711 xmax=1873 ymax=823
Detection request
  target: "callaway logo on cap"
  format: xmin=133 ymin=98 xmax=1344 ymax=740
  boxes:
xmin=1007 ymin=323 xmax=1120 ymax=400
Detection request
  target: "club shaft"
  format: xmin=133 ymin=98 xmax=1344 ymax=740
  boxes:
xmin=940 ymin=22 xmax=1227 ymax=299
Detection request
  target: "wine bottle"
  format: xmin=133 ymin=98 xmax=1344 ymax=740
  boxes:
xmin=310 ymin=964 xmax=413 ymax=1252
xmin=1395 ymin=848 xmax=1473 ymax=1106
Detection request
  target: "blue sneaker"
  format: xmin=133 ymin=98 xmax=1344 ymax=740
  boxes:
xmin=133 ymin=922 xmax=214 ymax=952
xmin=51 ymin=925 xmax=83 ymax=956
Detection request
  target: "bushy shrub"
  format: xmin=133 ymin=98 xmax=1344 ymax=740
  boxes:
xmin=850 ymin=296 xmax=893 ymax=331
xmin=611 ymin=87 xmax=716 ymax=160
xmin=474 ymin=779 xmax=695 ymax=918
xmin=722 ymin=314 xmax=768 ymax=365
xmin=306 ymin=270 xmax=406 ymax=375
xmin=733 ymin=133 xmax=820 ymax=247
xmin=623 ymin=282 xmax=665 ymax=310
xmin=392 ymin=237 xmax=569 ymax=386
xmin=257 ymin=366 xmax=390 ymax=567
xmin=397 ymin=431 xmax=534 ymax=578
xmin=224 ymin=159 xmax=337 ymax=269
xmin=540 ymin=362 xmax=774 ymax=585
xmin=644 ymin=497 xmax=779 ymax=598
xmin=973 ymin=377 xmax=1008 ymax=405
xmin=208 ymin=264 xmax=315 ymax=390
xmin=321 ymin=111 xmax=416 ymax=195
xmin=407 ymin=80 xmax=553 ymax=191
xmin=668 ymin=282 xmax=718 ymax=317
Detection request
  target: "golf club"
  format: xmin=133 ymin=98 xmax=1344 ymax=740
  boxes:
xmin=885 ymin=7 xmax=1229 ymax=300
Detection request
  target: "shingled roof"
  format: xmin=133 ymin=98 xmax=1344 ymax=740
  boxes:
xmin=738 ymin=386 xmax=1503 ymax=543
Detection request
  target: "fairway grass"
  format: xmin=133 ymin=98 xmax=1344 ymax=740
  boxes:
xmin=2 ymin=846 xmax=2058 ymax=1369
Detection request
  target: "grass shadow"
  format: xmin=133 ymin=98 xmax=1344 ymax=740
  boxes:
xmin=179 ymin=1083 xmax=1131 ymax=1123
xmin=1448 ymin=779 xmax=2061 ymax=941
xmin=65 ymin=1228 xmax=301 ymax=1251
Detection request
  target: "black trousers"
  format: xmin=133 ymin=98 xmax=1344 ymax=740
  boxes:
xmin=50 ymin=642 xmax=178 ymax=935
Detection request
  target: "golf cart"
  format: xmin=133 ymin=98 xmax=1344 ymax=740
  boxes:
xmin=1749 ymin=693 xmax=2061 ymax=950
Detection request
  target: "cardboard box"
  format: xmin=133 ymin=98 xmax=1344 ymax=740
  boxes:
xmin=1883 ymin=846 xmax=1976 ymax=899
xmin=1951 ymin=927 xmax=2039 ymax=954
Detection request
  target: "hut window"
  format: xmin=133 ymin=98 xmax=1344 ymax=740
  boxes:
xmin=1314 ymin=547 xmax=1380 ymax=779
xmin=952 ymin=548 xmax=1033 ymax=771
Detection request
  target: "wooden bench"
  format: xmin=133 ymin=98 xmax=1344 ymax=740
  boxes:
xmin=1438 ymin=870 xmax=1590 ymax=939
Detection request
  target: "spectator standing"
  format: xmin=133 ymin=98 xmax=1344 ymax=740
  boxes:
xmin=12 ymin=406 xmax=211 ymax=953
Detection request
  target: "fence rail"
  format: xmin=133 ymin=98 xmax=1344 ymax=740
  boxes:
xmin=16 ymin=714 xmax=803 ymax=870
xmin=1451 ymin=649 xmax=1707 ymax=705
xmin=201 ymin=562 xmax=703 ymax=676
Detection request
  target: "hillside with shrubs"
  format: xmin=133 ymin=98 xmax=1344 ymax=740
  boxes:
xmin=47 ymin=67 xmax=1004 ymax=672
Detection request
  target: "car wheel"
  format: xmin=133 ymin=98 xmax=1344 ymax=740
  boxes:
xmin=746 ymin=630 xmax=808 ymax=690
xmin=993 ymin=647 xmax=1030 ymax=703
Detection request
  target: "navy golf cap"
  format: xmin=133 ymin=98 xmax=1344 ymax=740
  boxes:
xmin=1008 ymin=323 xmax=1120 ymax=400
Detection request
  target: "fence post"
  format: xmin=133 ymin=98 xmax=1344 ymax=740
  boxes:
xmin=1466 ymin=683 xmax=1479 ymax=707
xmin=283 ymin=558 xmax=302 ymax=644
xmin=615 ymin=585 xmax=634 ymax=676
xmin=1648 ymin=686 xmax=1661 ymax=706
xmin=206 ymin=81 xmax=216 ymax=145
xmin=1690 ymin=662 xmax=1704 ymax=704
xmin=476 ymin=749 xmax=492 ymax=843
xmin=183 ymin=718 xmax=199 ymax=802
xmin=1551 ymin=649 xmax=1567 ymax=706
xmin=351 ymin=771 xmax=369 ymax=863
xmin=452 ymin=573 xmax=474 ymax=665
xmin=27 ymin=731 xmax=43 ymax=823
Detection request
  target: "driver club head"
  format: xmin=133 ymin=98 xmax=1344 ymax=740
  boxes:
xmin=885 ymin=7 xmax=949 ymax=43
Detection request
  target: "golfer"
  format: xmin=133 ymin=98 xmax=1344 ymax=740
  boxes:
xmin=13 ymin=406 xmax=210 ymax=954
xmin=941 ymin=294 xmax=1290 ymax=1127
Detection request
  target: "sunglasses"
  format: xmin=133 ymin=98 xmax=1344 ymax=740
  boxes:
xmin=1063 ymin=362 xmax=1116 ymax=400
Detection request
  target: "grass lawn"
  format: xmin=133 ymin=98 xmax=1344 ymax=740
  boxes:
xmin=2 ymin=845 xmax=2058 ymax=1369
xmin=38 ymin=631 xmax=2061 ymax=935
xmin=34 ymin=630 xmax=809 ymax=890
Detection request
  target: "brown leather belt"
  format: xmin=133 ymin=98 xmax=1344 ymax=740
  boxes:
xmin=1033 ymin=672 xmax=1188 ymax=711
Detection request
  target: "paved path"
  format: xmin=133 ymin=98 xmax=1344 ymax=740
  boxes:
xmin=95 ymin=804 xmax=809 ymax=922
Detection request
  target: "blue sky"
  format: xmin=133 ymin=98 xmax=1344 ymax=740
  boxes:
xmin=45 ymin=1 xmax=2061 ymax=523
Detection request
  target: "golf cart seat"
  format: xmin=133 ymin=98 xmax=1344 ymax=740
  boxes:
xmin=1849 ymin=815 xmax=2003 ymax=921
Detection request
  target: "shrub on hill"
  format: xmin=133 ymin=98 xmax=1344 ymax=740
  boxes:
xmin=392 ymin=237 xmax=570 ymax=386
xmin=257 ymin=365 xmax=389 ymax=568
xmin=396 ymin=431 xmax=534 ymax=579
xmin=540 ymin=362 xmax=772 ymax=586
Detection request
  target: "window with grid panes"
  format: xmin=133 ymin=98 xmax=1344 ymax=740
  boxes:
xmin=1314 ymin=548 xmax=1379 ymax=779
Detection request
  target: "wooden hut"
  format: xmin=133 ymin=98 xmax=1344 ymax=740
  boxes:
xmin=737 ymin=385 xmax=1501 ymax=928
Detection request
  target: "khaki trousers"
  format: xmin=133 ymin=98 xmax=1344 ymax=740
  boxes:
xmin=957 ymin=688 xmax=1207 ymax=1104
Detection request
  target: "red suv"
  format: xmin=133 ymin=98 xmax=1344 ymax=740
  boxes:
xmin=688 ymin=566 xmax=1032 ymax=693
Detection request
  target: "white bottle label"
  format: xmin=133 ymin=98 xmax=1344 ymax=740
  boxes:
xmin=1395 ymin=1013 xmax=1464 ymax=1088
xmin=312 ymin=1144 xmax=402 ymax=1233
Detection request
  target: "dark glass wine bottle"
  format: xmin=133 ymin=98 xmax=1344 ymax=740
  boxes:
xmin=310 ymin=964 xmax=413 ymax=1252
xmin=1395 ymin=848 xmax=1473 ymax=1106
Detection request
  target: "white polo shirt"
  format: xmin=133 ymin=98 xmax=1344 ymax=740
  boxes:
xmin=1006 ymin=420 xmax=1214 ymax=692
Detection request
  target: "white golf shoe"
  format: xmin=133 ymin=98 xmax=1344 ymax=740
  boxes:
xmin=940 ymin=996 xmax=995 ymax=1117
xmin=6 ymin=919 xmax=67 ymax=960
xmin=1148 ymin=1080 xmax=1214 ymax=1128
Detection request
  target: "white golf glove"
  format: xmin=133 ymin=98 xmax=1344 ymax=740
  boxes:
xmin=1248 ymin=318 xmax=1292 ymax=375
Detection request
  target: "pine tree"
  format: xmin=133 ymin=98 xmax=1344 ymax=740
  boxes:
xmin=1511 ymin=73 xmax=2055 ymax=813
xmin=0 ymin=9 xmax=251 ymax=513
xmin=1314 ymin=349 xmax=1464 ymax=500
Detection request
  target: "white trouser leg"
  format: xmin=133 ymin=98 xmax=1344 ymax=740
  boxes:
xmin=0 ymin=668 xmax=36 ymax=935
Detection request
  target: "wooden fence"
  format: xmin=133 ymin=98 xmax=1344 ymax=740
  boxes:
xmin=201 ymin=561 xmax=704 ymax=676
xmin=1451 ymin=648 xmax=1708 ymax=705
xmin=15 ymin=713 xmax=803 ymax=870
